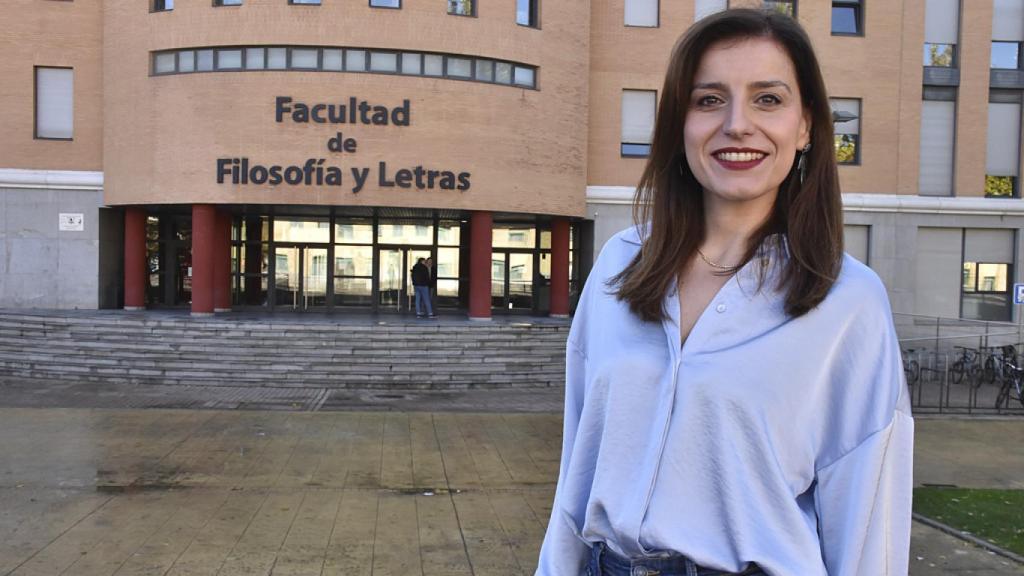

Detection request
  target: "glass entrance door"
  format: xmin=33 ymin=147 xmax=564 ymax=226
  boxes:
xmin=273 ymin=245 xmax=327 ymax=310
xmin=378 ymin=247 xmax=432 ymax=311
xmin=491 ymin=251 xmax=536 ymax=312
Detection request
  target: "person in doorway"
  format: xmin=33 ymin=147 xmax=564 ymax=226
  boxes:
xmin=536 ymin=8 xmax=912 ymax=576
xmin=425 ymin=257 xmax=437 ymax=315
xmin=411 ymin=257 xmax=435 ymax=319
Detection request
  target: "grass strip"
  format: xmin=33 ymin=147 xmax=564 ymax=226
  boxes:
xmin=913 ymin=487 xmax=1024 ymax=556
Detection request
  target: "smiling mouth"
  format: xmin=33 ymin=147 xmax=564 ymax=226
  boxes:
xmin=713 ymin=151 xmax=767 ymax=162
xmin=716 ymin=150 xmax=765 ymax=168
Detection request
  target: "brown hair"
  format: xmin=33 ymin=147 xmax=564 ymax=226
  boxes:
xmin=610 ymin=8 xmax=844 ymax=322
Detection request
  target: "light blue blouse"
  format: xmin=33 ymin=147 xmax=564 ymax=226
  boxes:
xmin=536 ymin=226 xmax=914 ymax=576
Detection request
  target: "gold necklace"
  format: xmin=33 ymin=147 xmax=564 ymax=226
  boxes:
xmin=696 ymin=247 xmax=735 ymax=270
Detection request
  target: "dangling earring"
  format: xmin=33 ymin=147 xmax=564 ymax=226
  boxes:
xmin=796 ymin=142 xmax=812 ymax=185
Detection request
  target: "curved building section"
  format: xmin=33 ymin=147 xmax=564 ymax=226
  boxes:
xmin=102 ymin=1 xmax=589 ymax=217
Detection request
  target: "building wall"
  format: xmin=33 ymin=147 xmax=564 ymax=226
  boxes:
xmin=0 ymin=186 xmax=103 ymax=309
xmin=100 ymin=0 xmax=589 ymax=217
xmin=0 ymin=0 xmax=103 ymax=171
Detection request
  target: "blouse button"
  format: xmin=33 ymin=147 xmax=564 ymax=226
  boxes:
xmin=715 ymin=303 xmax=727 ymax=313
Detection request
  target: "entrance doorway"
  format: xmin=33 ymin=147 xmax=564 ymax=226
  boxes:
xmin=378 ymin=246 xmax=432 ymax=312
xmin=491 ymin=250 xmax=549 ymax=312
xmin=273 ymin=245 xmax=328 ymax=310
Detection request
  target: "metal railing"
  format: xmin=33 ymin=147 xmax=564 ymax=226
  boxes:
xmin=896 ymin=312 xmax=1024 ymax=414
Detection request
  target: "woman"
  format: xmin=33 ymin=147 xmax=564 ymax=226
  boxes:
xmin=536 ymin=8 xmax=912 ymax=576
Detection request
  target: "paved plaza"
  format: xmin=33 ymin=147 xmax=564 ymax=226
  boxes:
xmin=0 ymin=386 xmax=1023 ymax=575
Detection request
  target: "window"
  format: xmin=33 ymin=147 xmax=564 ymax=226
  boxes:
xmin=625 ymin=0 xmax=658 ymax=27
xmin=447 ymin=57 xmax=472 ymax=78
xmin=217 ymin=49 xmax=243 ymax=70
xmin=245 ymin=48 xmax=265 ymax=69
xmin=154 ymin=52 xmax=176 ymax=74
xmin=919 ymin=88 xmax=956 ymax=197
xmin=694 ymin=0 xmax=727 ymax=21
xmin=621 ymin=90 xmax=656 ymax=157
xmin=992 ymin=42 xmax=1021 ymax=69
xmin=448 ymin=0 xmax=474 ymax=16
xmin=291 ymin=48 xmax=319 ymax=69
xmin=517 ymin=0 xmax=539 ymax=27
xmin=924 ymin=0 xmax=958 ymax=66
xmin=289 ymin=0 xmax=320 ymax=4
xmin=830 ymin=98 xmax=860 ymax=164
xmin=267 ymin=47 xmax=287 ymax=69
xmin=35 ymin=67 xmax=73 ymax=140
xmin=992 ymin=0 xmax=1024 ymax=68
xmin=961 ymin=228 xmax=1015 ymax=322
xmin=214 ymin=0 xmax=242 ymax=5
xmin=831 ymin=0 xmax=862 ymax=35
xmin=369 ymin=52 xmax=398 ymax=73
xmin=323 ymin=49 xmax=343 ymax=71
xmin=153 ymin=0 xmax=173 ymax=10
xmin=369 ymin=0 xmax=400 ymax=7
xmin=763 ymin=0 xmax=795 ymax=18
xmin=513 ymin=66 xmax=535 ymax=87
xmin=924 ymin=44 xmax=955 ymax=67
xmin=986 ymin=91 xmax=1021 ymax=197
xmin=400 ymin=53 xmax=421 ymax=75
xmin=149 ymin=46 xmax=537 ymax=89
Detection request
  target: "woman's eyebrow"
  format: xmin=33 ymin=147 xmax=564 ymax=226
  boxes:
xmin=692 ymin=80 xmax=792 ymax=94
xmin=751 ymin=80 xmax=792 ymax=93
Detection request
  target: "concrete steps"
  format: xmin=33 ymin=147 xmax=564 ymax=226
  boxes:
xmin=0 ymin=311 xmax=569 ymax=389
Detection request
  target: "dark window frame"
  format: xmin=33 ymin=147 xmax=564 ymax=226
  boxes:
xmin=764 ymin=0 xmax=797 ymax=19
xmin=985 ymin=90 xmax=1023 ymax=198
xmin=368 ymin=0 xmax=401 ymax=8
xmin=831 ymin=97 xmax=862 ymax=166
xmin=447 ymin=0 xmax=476 ymax=17
xmin=991 ymin=40 xmax=1024 ymax=70
xmin=148 ymin=45 xmax=538 ymax=90
xmin=33 ymin=65 xmax=74 ymax=141
xmin=624 ymin=0 xmax=659 ymax=28
xmin=621 ymin=88 xmax=656 ymax=158
xmin=924 ymin=42 xmax=958 ymax=68
xmin=151 ymin=0 xmax=173 ymax=12
xmin=831 ymin=0 xmax=863 ymax=37
xmin=516 ymin=0 xmax=540 ymax=28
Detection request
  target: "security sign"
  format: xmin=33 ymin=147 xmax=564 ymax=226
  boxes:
xmin=58 ymin=213 xmax=84 ymax=232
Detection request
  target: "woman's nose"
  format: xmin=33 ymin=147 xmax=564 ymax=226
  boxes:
xmin=723 ymin=103 xmax=755 ymax=137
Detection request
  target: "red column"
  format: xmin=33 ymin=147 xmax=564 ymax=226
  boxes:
xmin=468 ymin=211 xmax=493 ymax=320
xmin=213 ymin=210 xmax=232 ymax=312
xmin=123 ymin=207 xmax=147 ymax=310
xmin=191 ymin=204 xmax=216 ymax=315
xmin=550 ymin=218 xmax=571 ymax=318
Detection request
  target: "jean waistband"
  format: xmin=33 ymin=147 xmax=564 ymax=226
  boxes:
xmin=590 ymin=542 xmax=764 ymax=576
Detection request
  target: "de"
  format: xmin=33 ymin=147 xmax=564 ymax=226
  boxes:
xmin=328 ymin=132 xmax=358 ymax=153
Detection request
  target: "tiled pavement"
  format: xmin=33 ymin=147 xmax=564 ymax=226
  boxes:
xmin=0 ymin=386 xmax=1023 ymax=575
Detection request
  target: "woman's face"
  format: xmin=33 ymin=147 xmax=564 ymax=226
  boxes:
xmin=683 ymin=36 xmax=811 ymax=212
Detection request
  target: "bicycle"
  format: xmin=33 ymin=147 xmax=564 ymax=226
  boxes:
xmin=995 ymin=358 xmax=1024 ymax=409
xmin=950 ymin=346 xmax=982 ymax=386
xmin=901 ymin=348 xmax=920 ymax=386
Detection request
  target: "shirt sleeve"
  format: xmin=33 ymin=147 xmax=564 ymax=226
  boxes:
xmin=813 ymin=386 xmax=914 ymax=576
xmin=535 ymin=339 xmax=590 ymax=575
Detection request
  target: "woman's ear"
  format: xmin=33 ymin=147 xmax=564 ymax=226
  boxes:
xmin=797 ymin=108 xmax=812 ymax=150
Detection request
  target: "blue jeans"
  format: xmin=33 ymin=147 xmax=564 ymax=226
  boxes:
xmin=414 ymin=285 xmax=433 ymax=316
xmin=586 ymin=542 xmax=766 ymax=576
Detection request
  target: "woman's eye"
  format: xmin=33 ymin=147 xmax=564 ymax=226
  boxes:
xmin=696 ymin=95 xmax=723 ymax=107
xmin=757 ymin=94 xmax=782 ymax=105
